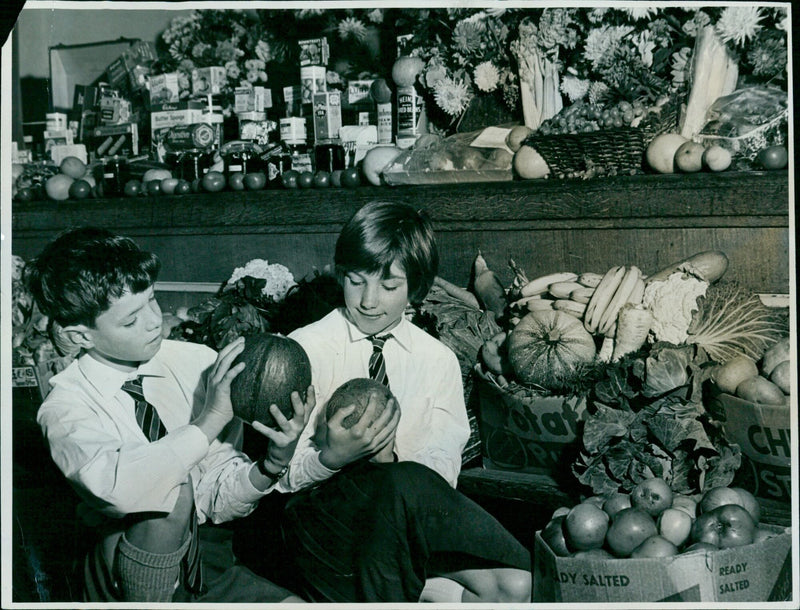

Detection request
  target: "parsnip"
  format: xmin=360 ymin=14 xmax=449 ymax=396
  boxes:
xmin=612 ymin=305 xmax=653 ymax=361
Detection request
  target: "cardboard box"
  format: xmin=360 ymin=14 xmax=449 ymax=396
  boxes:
xmin=87 ymin=123 xmax=139 ymax=159
xmin=533 ymin=525 xmax=792 ymax=602
xmin=474 ymin=367 xmax=587 ymax=474
xmin=298 ymin=37 xmax=329 ymax=67
xmin=313 ymin=90 xmax=342 ymax=141
xmin=712 ymin=392 xmax=792 ymax=502
xmin=300 ymin=65 xmax=326 ymax=104
xmin=192 ymin=66 xmax=227 ymax=96
xmin=150 ymin=101 xmax=205 ymax=162
xmin=148 ymin=72 xmax=182 ymax=104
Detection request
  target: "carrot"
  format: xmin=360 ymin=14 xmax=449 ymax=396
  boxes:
xmin=612 ymin=305 xmax=653 ymax=361
xmin=433 ymin=275 xmax=481 ymax=309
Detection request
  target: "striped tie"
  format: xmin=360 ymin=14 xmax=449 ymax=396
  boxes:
xmin=121 ymin=376 xmax=205 ymax=596
xmin=368 ymin=334 xmax=392 ymax=389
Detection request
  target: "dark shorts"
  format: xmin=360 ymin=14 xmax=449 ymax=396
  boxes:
xmin=281 ymin=460 xmax=530 ymax=603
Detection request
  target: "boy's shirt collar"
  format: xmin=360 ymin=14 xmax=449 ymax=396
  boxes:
xmin=340 ymin=308 xmax=412 ymax=353
xmin=77 ymin=349 xmax=169 ymax=399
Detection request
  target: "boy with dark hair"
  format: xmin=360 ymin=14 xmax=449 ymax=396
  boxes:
xmin=27 ymin=227 xmax=312 ymax=603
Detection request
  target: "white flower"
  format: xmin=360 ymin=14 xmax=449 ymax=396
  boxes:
xmin=670 ymin=47 xmax=692 ymax=85
xmin=366 ymin=9 xmax=384 ymax=24
xmin=225 ymin=60 xmax=240 ymax=80
xmin=560 ymin=75 xmax=590 ymax=102
xmin=338 ymin=17 xmax=368 ymax=42
xmin=633 ymin=30 xmax=655 ymax=68
xmin=715 ymin=6 xmax=764 ymax=47
xmin=433 ymin=77 xmax=472 ymax=116
xmin=623 ymin=7 xmax=658 ymax=21
xmin=584 ymin=25 xmax=633 ymax=69
xmin=474 ymin=61 xmax=500 ymax=92
xmin=255 ymin=40 xmax=273 ymax=63
xmin=226 ymin=259 xmax=296 ymax=302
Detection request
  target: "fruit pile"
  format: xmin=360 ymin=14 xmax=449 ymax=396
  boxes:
xmin=540 ymin=478 xmax=775 ymax=559
xmin=713 ymin=337 xmax=791 ymax=405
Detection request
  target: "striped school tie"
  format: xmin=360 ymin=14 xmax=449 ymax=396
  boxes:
xmin=121 ymin=376 xmax=205 ymax=596
xmin=368 ymin=334 xmax=392 ymax=389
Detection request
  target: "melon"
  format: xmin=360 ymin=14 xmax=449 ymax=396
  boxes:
xmin=325 ymin=378 xmax=394 ymax=428
xmin=507 ymin=310 xmax=597 ymax=392
xmin=229 ymin=333 xmax=311 ymax=427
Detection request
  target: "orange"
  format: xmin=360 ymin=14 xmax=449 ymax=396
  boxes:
xmin=391 ymin=55 xmax=425 ymax=87
xmin=45 ymin=173 xmax=75 ymax=201
xmin=59 ymin=156 xmax=87 ymax=179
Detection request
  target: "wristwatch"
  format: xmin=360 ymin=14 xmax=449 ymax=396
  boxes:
xmin=256 ymin=458 xmax=289 ymax=482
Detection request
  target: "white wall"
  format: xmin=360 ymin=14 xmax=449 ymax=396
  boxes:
xmin=15 ymin=7 xmax=193 ymax=78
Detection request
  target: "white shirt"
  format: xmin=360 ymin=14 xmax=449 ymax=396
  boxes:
xmin=281 ymin=308 xmax=470 ymax=491
xmin=37 ymin=339 xmax=270 ymax=529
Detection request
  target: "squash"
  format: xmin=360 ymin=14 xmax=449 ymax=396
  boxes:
xmin=325 ymin=378 xmax=394 ymax=428
xmin=229 ymin=333 xmax=311 ymax=427
xmin=507 ymin=309 xmax=597 ymax=392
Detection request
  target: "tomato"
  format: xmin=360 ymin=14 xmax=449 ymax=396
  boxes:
xmin=244 ymin=171 xmax=267 ymax=190
xmin=68 ymin=179 xmax=92 ymax=200
xmin=330 ymin=169 xmax=343 ymax=187
xmin=605 ymin=507 xmax=657 ymax=557
xmin=756 ymin=145 xmax=788 ymax=170
xmin=146 ymin=180 xmax=162 ymax=196
xmin=601 ymin=492 xmax=631 ymax=520
xmin=281 ymin=170 xmax=299 ymax=189
xmin=174 ymin=180 xmax=192 ymax=195
xmin=201 ymin=171 xmax=226 ymax=192
xmin=297 ymin=171 xmax=315 ymax=189
xmin=160 ymin=177 xmax=180 ymax=195
xmin=15 ymin=187 xmax=34 ymax=202
xmin=228 ymin=172 xmax=246 ymax=191
xmin=563 ymin=502 xmax=609 ymax=552
xmin=691 ymin=504 xmax=755 ymax=548
xmin=123 ymin=179 xmax=142 ymax=197
xmin=313 ymin=171 xmax=331 ymax=188
xmin=341 ymin=167 xmax=361 ymax=188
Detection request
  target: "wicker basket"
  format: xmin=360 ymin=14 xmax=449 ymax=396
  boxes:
xmin=523 ymin=98 xmax=680 ymax=178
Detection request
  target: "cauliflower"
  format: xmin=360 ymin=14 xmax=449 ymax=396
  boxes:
xmin=642 ymin=272 xmax=709 ymax=344
xmin=225 ymin=258 xmax=296 ymax=302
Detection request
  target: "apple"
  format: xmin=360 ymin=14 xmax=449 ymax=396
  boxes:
xmin=540 ymin=516 xmax=571 ymax=557
xmin=631 ymin=535 xmax=678 ymax=558
xmin=564 ymin=502 xmax=609 ymax=551
xmin=602 ymin=492 xmax=631 ymax=520
xmin=646 ymin=133 xmax=688 ymax=174
xmin=228 ymin=171 xmax=246 ymax=191
xmin=297 ymin=171 xmax=315 ymax=189
xmin=698 ymin=486 xmax=742 ymax=515
xmin=605 ymin=507 xmax=657 ymax=557
xmin=160 ymin=177 xmax=180 ymax=195
xmin=657 ymin=508 xmax=693 ymax=547
xmin=630 ymin=477 xmax=673 ymax=517
xmin=691 ymin=504 xmax=755 ymax=548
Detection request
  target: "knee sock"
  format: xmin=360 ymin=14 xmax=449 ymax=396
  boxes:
xmin=419 ymin=576 xmax=465 ymax=602
xmin=116 ymin=532 xmax=190 ymax=602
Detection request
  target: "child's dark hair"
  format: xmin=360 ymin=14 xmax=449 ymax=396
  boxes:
xmin=334 ymin=201 xmax=438 ymax=304
xmin=25 ymin=227 xmax=161 ymax=327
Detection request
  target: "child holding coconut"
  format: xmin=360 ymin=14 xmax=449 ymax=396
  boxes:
xmin=27 ymin=227 xmax=312 ymax=603
xmin=237 ymin=201 xmax=531 ymax=603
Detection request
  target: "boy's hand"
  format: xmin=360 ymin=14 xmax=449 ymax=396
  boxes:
xmin=193 ymin=337 xmax=246 ymax=443
xmin=252 ymin=385 xmax=315 ymax=472
xmin=318 ymin=395 xmax=400 ymax=470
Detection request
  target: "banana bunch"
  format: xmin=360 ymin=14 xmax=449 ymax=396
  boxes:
xmin=510 ymin=266 xmax=646 ymax=338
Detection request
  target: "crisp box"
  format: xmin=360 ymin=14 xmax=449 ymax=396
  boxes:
xmin=533 ymin=525 xmax=792 ymax=603
xmin=474 ymin=366 xmax=586 ymax=474
xmin=711 ymin=391 xmax=792 ymax=503
xmin=150 ymin=101 xmax=206 ymax=162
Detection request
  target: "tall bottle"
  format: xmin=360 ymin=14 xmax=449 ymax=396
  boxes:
xmin=392 ymin=55 xmax=427 ymax=148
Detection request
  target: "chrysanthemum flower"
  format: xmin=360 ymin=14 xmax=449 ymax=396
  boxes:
xmin=682 ymin=10 xmax=711 ymax=37
xmin=453 ymin=20 xmax=485 ymax=55
xmin=584 ymin=26 xmax=632 ymax=69
xmin=560 ymin=75 xmax=590 ymax=102
xmin=474 ymin=61 xmax=500 ymax=92
xmin=670 ymin=47 xmax=692 ymax=85
xmin=748 ymin=38 xmax=787 ymax=77
xmin=433 ymin=76 xmax=472 ymax=116
xmin=338 ymin=17 xmax=368 ymax=42
xmin=623 ymin=7 xmax=658 ymax=21
xmin=587 ymin=8 xmax=608 ymax=23
xmin=225 ymin=60 xmax=240 ymax=80
xmin=366 ymin=8 xmax=384 ymax=24
xmin=715 ymin=6 xmax=763 ymax=47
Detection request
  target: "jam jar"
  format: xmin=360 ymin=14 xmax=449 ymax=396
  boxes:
xmin=314 ymin=139 xmax=346 ymax=174
xmin=99 ymin=155 xmax=129 ymax=196
xmin=221 ymin=140 xmax=262 ymax=175
xmin=177 ymin=149 xmax=212 ymax=182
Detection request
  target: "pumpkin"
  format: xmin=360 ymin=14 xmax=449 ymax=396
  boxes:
xmin=325 ymin=378 xmax=394 ymax=428
xmin=229 ymin=333 xmax=311 ymax=427
xmin=507 ymin=310 xmax=597 ymax=392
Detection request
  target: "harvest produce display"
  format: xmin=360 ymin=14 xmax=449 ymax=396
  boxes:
xmin=539 ymin=478 xmax=771 ymax=558
xmin=468 ymin=249 xmax=789 ymax=496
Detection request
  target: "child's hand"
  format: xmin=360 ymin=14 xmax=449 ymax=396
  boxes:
xmin=252 ymin=385 xmax=315 ymax=470
xmin=319 ymin=395 xmax=400 ymax=470
xmin=194 ymin=337 xmax=246 ymax=443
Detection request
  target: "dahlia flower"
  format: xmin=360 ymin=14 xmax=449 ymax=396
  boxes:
xmin=474 ymin=62 xmax=500 ymax=92
xmin=433 ymin=77 xmax=472 ymax=116
xmin=715 ymin=6 xmax=764 ymax=47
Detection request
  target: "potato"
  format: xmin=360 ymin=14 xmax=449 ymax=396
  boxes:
xmin=735 ymin=375 xmax=787 ymax=406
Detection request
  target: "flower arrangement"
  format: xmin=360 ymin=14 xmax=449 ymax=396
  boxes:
xmin=154 ymin=6 xmax=788 ymax=132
